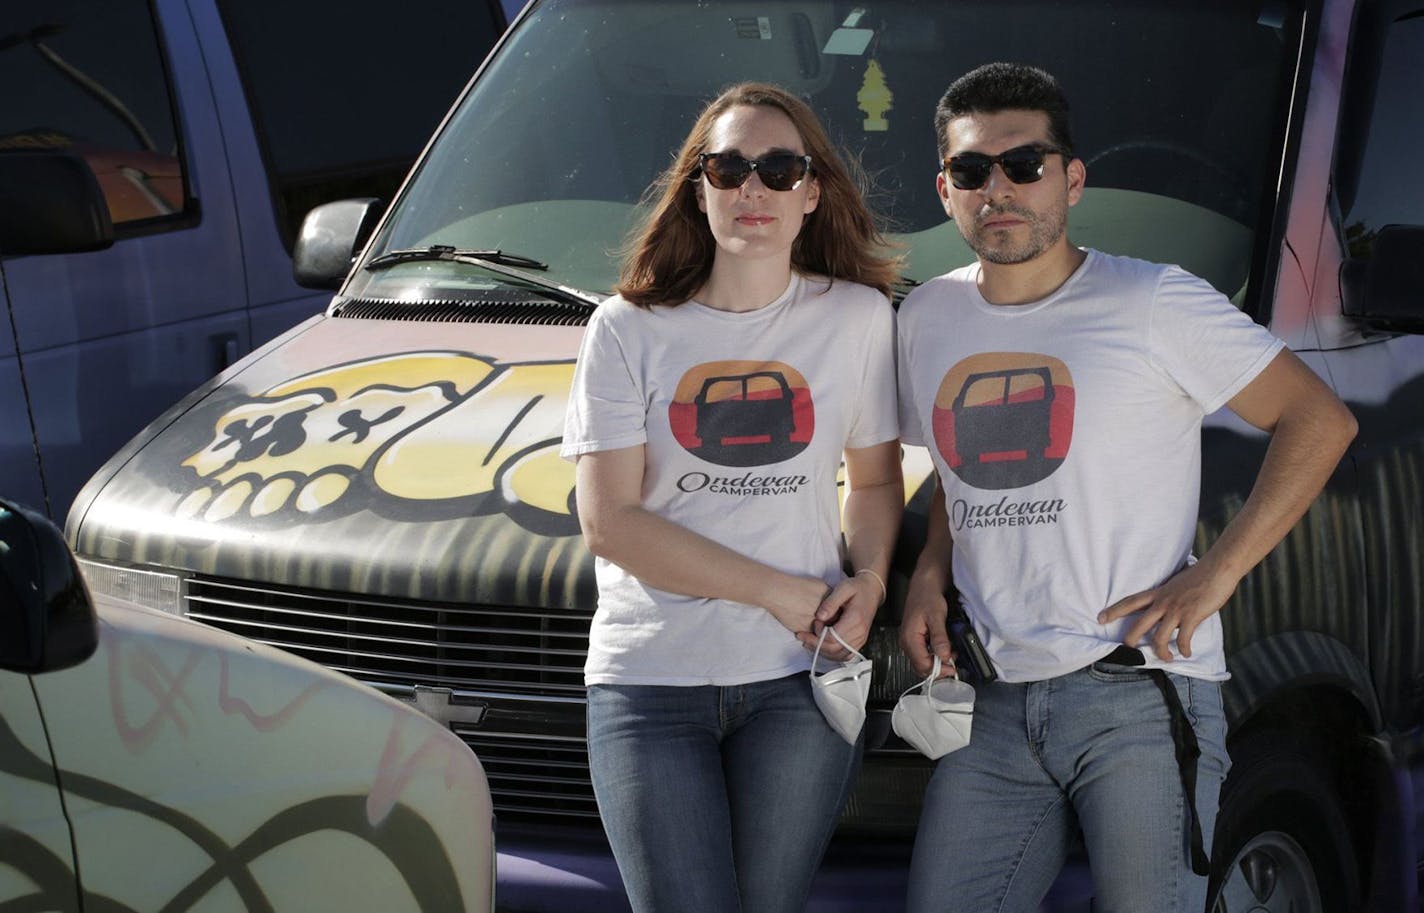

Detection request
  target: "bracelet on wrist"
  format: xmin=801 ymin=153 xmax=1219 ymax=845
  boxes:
xmin=854 ymin=567 xmax=887 ymax=606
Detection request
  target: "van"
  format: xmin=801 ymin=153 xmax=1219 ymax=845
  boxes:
xmin=0 ymin=0 xmax=513 ymax=523
xmin=65 ymin=1 xmax=1424 ymax=909
xmin=0 ymin=497 xmax=495 ymax=911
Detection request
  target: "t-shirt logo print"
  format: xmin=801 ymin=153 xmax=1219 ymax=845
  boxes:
xmin=670 ymin=360 xmax=814 ymax=466
xmin=934 ymin=353 xmax=1074 ymax=490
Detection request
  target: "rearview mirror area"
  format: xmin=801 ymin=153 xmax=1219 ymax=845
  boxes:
xmin=292 ymin=197 xmax=384 ymax=290
xmin=1342 ymin=224 xmax=1424 ymax=333
xmin=0 ymin=151 xmax=114 ymax=257
xmin=0 ymin=498 xmax=99 ymax=674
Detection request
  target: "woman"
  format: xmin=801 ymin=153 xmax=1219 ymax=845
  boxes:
xmin=561 ymin=82 xmax=903 ymax=913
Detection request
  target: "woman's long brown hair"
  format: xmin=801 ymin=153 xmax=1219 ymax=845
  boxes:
xmin=617 ymin=83 xmax=900 ymax=308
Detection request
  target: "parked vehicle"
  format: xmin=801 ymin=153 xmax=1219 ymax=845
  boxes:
xmin=0 ymin=497 xmax=495 ymax=911
xmin=65 ymin=1 xmax=1424 ymax=910
xmin=0 ymin=0 xmax=514 ymax=523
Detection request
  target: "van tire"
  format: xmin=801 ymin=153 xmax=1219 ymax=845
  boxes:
xmin=1207 ymin=731 xmax=1360 ymax=913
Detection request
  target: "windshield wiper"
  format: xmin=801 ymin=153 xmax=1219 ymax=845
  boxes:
xmin=363 ymin=244 xmax=601 ymax=310
xmin=366 ymin=245 xmax=549 ymax=271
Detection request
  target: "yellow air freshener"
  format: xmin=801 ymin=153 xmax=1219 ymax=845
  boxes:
xmin=858 ymin=59 xmax=892 ymax=132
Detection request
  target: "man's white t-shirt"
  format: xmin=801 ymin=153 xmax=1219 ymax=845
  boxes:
xmin=897 ymin=249 xmax=1284 ymax=683
xmin=563 ymin=274 xmax=898 ymax=686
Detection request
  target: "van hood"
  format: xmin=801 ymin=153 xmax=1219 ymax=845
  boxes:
xmin=71 ymin=315 xmax=594 ymax=608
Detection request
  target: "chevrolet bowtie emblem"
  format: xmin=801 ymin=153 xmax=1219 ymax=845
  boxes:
xmin=408 ymin=685 xmax=488 ymax=728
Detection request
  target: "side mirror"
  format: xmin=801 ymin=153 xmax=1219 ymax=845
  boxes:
xmin=0 ymin=150 xmax=114 ymax=257
xmin=0 ymin=498 xmax=99 ymax=674
xmin=1341 ymin=224 xmax=1424 ymax=333
xmin=292 ymin=198 xmax=384 ymax=290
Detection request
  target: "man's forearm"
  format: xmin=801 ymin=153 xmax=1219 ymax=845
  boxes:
xmin=1202 ymin=382 xmax=1357 ymax=583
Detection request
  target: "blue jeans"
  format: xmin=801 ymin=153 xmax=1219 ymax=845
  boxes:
xmin=907 ymin=663 xmax=1230 ymax=913
xmin=587 ymin=673 xmax=861 ymax=913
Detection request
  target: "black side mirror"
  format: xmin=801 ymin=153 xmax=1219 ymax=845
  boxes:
xmin=292 ymin=198 xmax=384 ymax=290
xmin=0 ymin=150 xmax=114 ymax=257
xmin=0 ymin=498 xmax=99 ymax=674
xmin=1341 ymin=224 xmax=1424 ymax=333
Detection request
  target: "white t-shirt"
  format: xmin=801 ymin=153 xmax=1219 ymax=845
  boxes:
xmin=897 ymin=249 xmax=1284 ymax=683
xmin=563 ymin=274 xmax=898 ymax=686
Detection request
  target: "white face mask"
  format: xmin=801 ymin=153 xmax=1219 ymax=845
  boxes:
xmin=809 ymin=625 xmax=873 ymax=745
xmin=891 ymin=656 xmax=975 ymax=759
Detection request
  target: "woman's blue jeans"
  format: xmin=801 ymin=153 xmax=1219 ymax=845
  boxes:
xmin=587 ymin=673 xmax=861 ymax=913
xmin=906 ymin=662 xmax=1230 ymax=913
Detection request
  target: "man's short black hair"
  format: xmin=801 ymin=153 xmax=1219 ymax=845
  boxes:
xmin=934 ymin=62 xmax=1074 ymax=161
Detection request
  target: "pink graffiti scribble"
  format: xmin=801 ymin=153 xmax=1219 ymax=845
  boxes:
xmin=108 ymin=636 xmax=200 ymax=750
xmin=366 ymin=707 xmax=481 ymax=827
xmin=217 ymin=654 xmax=327 ymax=730
xmin=107 ymin=627 xmax=333 ymax=753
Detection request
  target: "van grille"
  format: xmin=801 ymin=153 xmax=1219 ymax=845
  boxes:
xmin=185 ymin=575 xmax=597 ymax=820
xmin=334 ymin=295 xmax=593 ymax=325
xmin=182 ymin=575 xmax=923 ymax=833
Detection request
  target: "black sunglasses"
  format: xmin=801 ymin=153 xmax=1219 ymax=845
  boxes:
xmin=694 ymin=152 xmax=813 ymax=191
xmin=943 ymin=144 xmax=1070 ymax=191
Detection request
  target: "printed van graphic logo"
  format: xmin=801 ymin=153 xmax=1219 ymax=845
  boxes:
xmin=669 ymin=360 xmax=814 ymax=467
xmin=177 ymin=352 xmax=579 ymax=535
xmin=933 ymin=353 xmax=1074 ymax=490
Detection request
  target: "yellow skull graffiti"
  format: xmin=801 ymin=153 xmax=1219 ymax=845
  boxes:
xmin=178 ymin=352 xmax=579 ymax=534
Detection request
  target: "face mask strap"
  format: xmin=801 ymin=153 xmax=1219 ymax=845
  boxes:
xmin=812 ymin=624 xmax=867 ymax=672
xmin=895 ymin=655 xmax=961 ymax=702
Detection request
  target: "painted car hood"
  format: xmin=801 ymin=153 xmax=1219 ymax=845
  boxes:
xmin=72 ymin=315 xmax=594 ymax=607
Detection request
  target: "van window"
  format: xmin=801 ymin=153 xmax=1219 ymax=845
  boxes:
xmin=356 ymin=0 xmax=1301 ymax=308
xmin=0 ymin=0 xmax=187 ymax=229
xmin=1342 ymin=13 xmax=1424 ymax=258
xmin=216 ymin=0 xmax=508 ymax=248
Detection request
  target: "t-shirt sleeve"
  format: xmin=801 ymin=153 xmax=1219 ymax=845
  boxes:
xmin=1147 ymin=267 xmax=1286 ymax=414
xmin=560 ymin=304 xmax=648 ymax=460
xmin=895 ymin=304 xmax=926 ymax=446
xmin=847 ymin=295 xmax=900 ymax=449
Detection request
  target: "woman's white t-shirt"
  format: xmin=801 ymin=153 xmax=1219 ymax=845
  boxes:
xmin=562 ymin=274 xmax=898 ymax=686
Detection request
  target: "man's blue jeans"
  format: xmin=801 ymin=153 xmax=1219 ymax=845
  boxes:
xmin=587 ymin=673 xmax=861 ymax=913
xmin=907 ymin=662 xmax=1230 ymax=913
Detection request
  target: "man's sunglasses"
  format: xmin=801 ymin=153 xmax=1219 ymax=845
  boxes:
xmin=942 ymin=144 xmax=1070 ymax=191
xmin=694 ymin=152 xmax=813 ymax=191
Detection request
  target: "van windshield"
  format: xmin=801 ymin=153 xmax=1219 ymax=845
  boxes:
xmin=355 ymin=0 xmax=1302 ymax=306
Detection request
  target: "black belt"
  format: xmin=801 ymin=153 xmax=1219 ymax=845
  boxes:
xmin=1098 ymin=645 xmax=1210 ymax=877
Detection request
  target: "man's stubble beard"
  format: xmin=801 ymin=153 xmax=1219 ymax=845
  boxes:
xmin=963 ymin=200 xmax=1068 ymax=265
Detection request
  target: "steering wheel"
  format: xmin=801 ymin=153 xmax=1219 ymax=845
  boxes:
xmin=1085 ymin=139 xmax=1253 ymax=223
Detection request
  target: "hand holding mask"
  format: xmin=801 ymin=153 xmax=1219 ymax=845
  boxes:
xmin=891 ymin=656 xmax=975 ymax=759
xmin=809 ymin=625 xmax=872 ymax=745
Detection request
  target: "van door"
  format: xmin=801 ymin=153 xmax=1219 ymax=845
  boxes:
xmin=194 ymin=0 xmax=513 ymax=346
xmin=0 ymin=282 xmax=46 ymax=511
xmin=1321 ymin=3 xmax=1424 ymax=735
xmin=0 ymin=672 xmax=80 ymax=912
xmin=0 ymin=0 xmax=248 ymax=521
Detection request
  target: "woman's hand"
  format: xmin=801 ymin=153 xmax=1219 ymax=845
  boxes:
xmin=797 ymin=574 xmax=880 ymax=659
xmin=766 ymin=576 xmax=835 ymax=638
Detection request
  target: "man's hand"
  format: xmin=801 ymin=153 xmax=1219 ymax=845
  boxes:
xmin=1100 ymin=349 xmax=1356 ymax=663
xmin=899 ymin=575 xmax=956 ymax=677
xmin=1098 ymin=560 xmax=1239 ymax=661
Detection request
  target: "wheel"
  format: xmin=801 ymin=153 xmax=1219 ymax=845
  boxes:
xmin=1207 ymin=732 xmax=1360 ymax=913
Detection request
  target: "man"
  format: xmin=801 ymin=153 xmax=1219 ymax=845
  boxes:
xmin=895 ymin=62 xmax=1357 ymax=912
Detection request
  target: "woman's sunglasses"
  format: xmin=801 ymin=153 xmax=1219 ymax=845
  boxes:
xmin=943 ymin=144 xmax=1070 ymax=191
xmin=694 ymin=152 xmax=813 ymax=191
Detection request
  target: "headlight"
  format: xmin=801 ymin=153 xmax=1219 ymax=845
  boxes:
xmin=78 ymin=559 xmax=186 ymax=616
